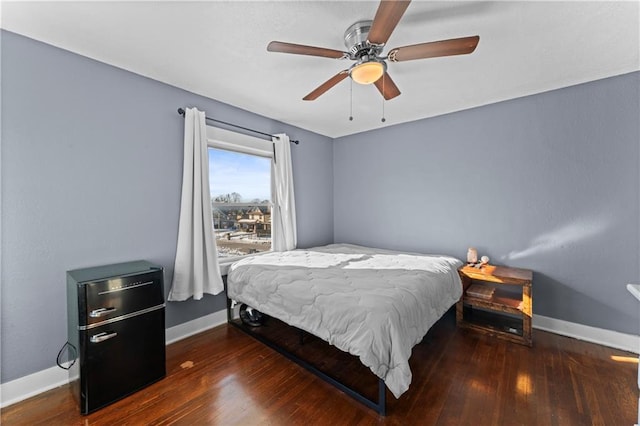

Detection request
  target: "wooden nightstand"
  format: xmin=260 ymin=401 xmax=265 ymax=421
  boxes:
xmin=456 ymin=264 xmax=533 ymax=346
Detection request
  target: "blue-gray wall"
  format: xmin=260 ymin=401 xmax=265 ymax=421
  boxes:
xmin=334 ymin=71 xmax=640 ymax=335
xmin=0 ymin=30 xmax=333 ymax=383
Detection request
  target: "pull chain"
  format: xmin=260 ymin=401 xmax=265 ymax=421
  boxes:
xmin=381 ymin=75 xmax=386 ymax=123
xmin=349 ymin=78 xmax=354 ymax=121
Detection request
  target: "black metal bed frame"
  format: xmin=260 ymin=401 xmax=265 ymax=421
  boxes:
xmin=226 ymin=298 xmax=387 ymax=415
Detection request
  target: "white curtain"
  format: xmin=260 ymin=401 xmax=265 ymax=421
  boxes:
xmin=168 ymin=107 xmax=224 ymax=301
xmin=271 ymin=133 xmax=297 ymax=252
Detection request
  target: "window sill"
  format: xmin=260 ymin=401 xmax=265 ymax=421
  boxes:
xmin=219 ymin=260 xmax=233 ymax=276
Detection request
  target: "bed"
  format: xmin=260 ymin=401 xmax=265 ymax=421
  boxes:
xmin=226 ymin=243 xmax=463 ymax=413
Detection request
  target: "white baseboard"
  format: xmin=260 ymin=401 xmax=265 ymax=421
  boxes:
xmin=533 ymin=314 xmax=639 ymax=354
xmin=1 ymin=311 xmax=637 ymax=408
xmin=0 ymin=365 xmax=78 ymax=410
xmin=0 ymin=309 xmax=228 ymax=408
xmin=165 ymin=309 xmax=227 ymax=345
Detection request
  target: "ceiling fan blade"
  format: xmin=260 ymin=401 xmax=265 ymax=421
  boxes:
xmin=368 ymin=0 xmax=412 ymax=45
xmin=303 ymin=70 xmax=350 ymax=101
xmin=388 ymin=35 xmax=480 ymax=62
xmin=267 ymin=41 xmax=347 ymax=59
xmin=374 ymin=72 xmax=401 ymax=100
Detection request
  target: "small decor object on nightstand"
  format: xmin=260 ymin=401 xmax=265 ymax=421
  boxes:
xmin=466 ymin=247 xmax=478 ymax=264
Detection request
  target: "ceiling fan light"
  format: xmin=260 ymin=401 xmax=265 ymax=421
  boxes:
xmin=350 ymin=61 xmax=385 ymax=85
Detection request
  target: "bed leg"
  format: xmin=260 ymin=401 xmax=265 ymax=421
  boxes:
xmin=378 ymin=378 xmax=386 ymax=416
xmin=226 ymin=297 xmax=233 ymax=323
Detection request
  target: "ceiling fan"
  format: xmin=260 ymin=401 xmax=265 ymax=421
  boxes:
xmin=267 ymin=0 xmax=479 ymax=101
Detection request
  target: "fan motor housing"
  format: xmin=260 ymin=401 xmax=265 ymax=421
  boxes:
xmin=344 ymin=20 xmax=382 ymax=58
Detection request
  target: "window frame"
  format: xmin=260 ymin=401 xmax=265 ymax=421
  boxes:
xmin=206 ymin=126 xmax=274 ymax=271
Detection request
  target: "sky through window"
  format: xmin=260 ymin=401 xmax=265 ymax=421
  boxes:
xmin=208 ymin=148 xmax=271 ymax=202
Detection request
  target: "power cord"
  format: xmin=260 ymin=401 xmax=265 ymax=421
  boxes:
xmin=56 ymin=342 xmax=77 ymax=370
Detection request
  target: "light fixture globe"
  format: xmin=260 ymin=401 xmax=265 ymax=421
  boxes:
xmin=349 ymin=58 xmax=386 ymax=85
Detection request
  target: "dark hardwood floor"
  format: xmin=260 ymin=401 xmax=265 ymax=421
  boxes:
xmin=2 ymin=311 xmax=637 ymax=425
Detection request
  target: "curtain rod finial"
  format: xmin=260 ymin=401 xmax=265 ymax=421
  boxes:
xmin=177 ymin=107 xmax=185 ymax=116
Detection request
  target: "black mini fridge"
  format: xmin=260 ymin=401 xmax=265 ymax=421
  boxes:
xmin=67 ymin=260 xmax=166 ymax=414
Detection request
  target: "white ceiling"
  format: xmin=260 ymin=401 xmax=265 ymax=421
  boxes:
xmin=1 ymin=1 xmax=638 ymax=138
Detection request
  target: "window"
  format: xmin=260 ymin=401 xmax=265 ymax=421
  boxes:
xmin=207 ymin=127 xmax=273 ymax=260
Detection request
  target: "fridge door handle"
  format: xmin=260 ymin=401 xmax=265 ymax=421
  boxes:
xmin=90 ymin=332 xmax=118 ymax=343
xmin=89 ymin=307 xmax=117 ymax=318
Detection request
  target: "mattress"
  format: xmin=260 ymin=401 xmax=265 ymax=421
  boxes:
xmin=227 ymin=243 xmax=463 ymax=398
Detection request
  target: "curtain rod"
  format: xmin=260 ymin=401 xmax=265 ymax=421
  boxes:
xmin=177 ymin=108 xmax=299 ymax=145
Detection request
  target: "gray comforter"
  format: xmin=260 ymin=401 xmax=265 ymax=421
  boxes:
xmin=227 ymin=244 xmax=463 ymax=398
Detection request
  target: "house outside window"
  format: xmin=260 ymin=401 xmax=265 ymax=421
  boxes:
xmin=207 ymin=127 xmax=273 ymax=261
